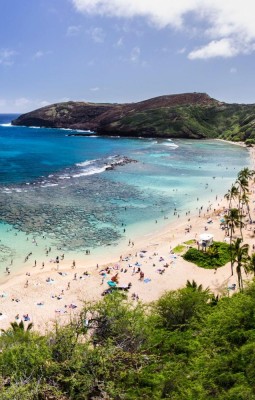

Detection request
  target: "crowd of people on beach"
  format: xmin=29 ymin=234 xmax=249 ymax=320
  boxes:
xmin=1 ymin=155 xmax=255 ymax=331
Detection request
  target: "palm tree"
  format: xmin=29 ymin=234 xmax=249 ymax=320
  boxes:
xmin=224 ymin=184 xmax=239 ymax=209
xmin=186 ymin=280 xmax=209 ymax=293
xmin=236 ymin=168 xmax=255 ymax=216
xmin=1 ymin=320 xmax=33 ymax=336
xmin=224 ymin=208 xmax=241 ymax=241
xmin=248 ymin=253 xmax=255 ymax=277
xmin=224 ymin=208 xmax=245 ymax=275
xmin=240 ymin=192 xmax=252 ymax=222
xmin=232 ymin=238 xmax=250 ymax=291
xmin=237 ymin=167 xmax=255 ymax=182
xmin=10 ymin=320 xmax=33 ymax=332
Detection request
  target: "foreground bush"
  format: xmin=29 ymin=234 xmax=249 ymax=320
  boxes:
xmin=1 ymin=282 xmax=255 ymax=399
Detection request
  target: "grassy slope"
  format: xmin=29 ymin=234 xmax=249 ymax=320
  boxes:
xmin=12 ymin=95 xmax=255 ymax=141
xmin=107 ymin=104 xmax=255 ymax=141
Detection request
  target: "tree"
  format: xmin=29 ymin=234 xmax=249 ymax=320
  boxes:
xmin=248 ymin=253 xmax=255 ymax=277
xmin=80 ymin=292 xmax=148 ymax=352
xmin=155 ymin=287 xmax=211 ymax=331
xmin=224 ymin=184 xmax=239 ymax=209
xmin=224 ymin=208 xmax=243 ymax=275
xmin=10 ymin=320 xmax=33 ymax=333
xmin=232 ymin=238 xmax=250 ymax=291
xmin=224 ymin=208 xmax=241 ymax=242
xmin=186 ymin=280 xmax=209 ymax=293
xmin=235 ymin=168 xmax=255 ymax=221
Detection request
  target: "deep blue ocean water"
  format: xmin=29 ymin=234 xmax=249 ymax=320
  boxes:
xmin=0 ymin=113 xmax=251 ymax=269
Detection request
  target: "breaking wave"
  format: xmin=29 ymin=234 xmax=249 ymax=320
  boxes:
xmin=0 ymin=155 xmax=137 ymax=192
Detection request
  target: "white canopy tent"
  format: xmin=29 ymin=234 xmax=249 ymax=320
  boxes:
xmin=199 ymin=233 xmax=214 ymax=249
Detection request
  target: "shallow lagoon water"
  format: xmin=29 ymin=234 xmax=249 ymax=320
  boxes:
xmin=0 ymin=114 xmax=250 ymax=273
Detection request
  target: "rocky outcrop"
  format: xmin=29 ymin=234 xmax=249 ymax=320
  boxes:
xmin=12 ymin=93 xmax=255 ymax=141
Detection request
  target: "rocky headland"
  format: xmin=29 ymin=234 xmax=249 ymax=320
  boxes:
xmin=12 ymin=93 xmax=255 ymax=142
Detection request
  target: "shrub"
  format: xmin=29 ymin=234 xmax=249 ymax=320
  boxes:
xmin=183 ymin=241 xmax=231 ymax=268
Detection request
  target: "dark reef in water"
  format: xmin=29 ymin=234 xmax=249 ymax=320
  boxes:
xmin=12 ymin=92 xmax=255 ymax=142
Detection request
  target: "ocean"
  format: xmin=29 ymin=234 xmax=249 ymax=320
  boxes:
xmin=0 ymin=113 xmax=250 ymax=272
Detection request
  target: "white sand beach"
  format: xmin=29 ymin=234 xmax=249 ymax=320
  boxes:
xmin=0 ymin=144 xmax=254 ymax=333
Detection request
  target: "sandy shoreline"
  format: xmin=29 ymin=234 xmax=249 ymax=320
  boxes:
xmin=215 ymin=138 xmax=247 ymax=147
xmin=0 ymin=141 xmax=254 ymax=333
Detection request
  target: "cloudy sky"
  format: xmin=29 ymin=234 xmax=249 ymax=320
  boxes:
xmin=1 ymin=0 xmax=255 ymax=112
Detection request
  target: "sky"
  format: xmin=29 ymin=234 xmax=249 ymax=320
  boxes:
xmin=1 ymin=0 xmax=255 ymax=112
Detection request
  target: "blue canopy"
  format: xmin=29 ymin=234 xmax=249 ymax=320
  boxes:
xmin=107 ymin=281 xmax=117 ymax=287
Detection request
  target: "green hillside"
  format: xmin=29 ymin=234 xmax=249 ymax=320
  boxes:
xmin=101 ymin=104 xmax=255 ymax=142
xmin=12 ymin=93 xmax=255 ymax=143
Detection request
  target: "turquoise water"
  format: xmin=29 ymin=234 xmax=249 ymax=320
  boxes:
xmin=0 ymin=114 xmax=250 ymax=270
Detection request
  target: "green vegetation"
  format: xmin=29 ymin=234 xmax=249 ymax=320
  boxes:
xmin=183 ymin=241 xmax=231 ymax=268
xmin=13 ymin=94 xmax=255 ymax=141
xmin=172 ymin=244 xmax=186 ymax=253
xmin=2 ymin=282 xmax=255 ymax=399
xmin=173 ymin=240 xmax=196 ymax=254
xmin=245 ymin=138 xmax=255 ymax=146
xmin=115 ymin=103 xmax=255 ymax=140
xmin=184 ymin=239 xmax=196 ymax=245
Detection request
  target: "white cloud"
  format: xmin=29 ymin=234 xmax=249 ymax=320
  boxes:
xmin=33 ymin=50 xmax=52 ymax=60
xmin=88 ymin=27 xmax=105 ymax=43
xmin=40 ymin=100 xmax=51 ymax=107
xmin=90 ymin=87 xmax=100 ymax=91
xmin=66 ymin=25 xmax=81 ymax=37
xmin=116 ymin=37 xmax=124 ymax=47
xmin=177 ymin=47 xmax=186 ymax=54
xmin=0 ymin=98 xmax=54 ymax=113
xmin=33 ymin=51 xmax=44 ymax=59
xmin=71 ymin=0 xmax=255 ymax=59
xmin=230 ymin=67 xmax=237 ymax=74
xmin=130 ymin=46 xmax=140 ymax=62
xmin=14 ymin=98 xmax=31 ymax=108
xmin=56 ymin=97 xmax=70 ymax=103
xmin=0 ymin=99 xmax=7 ymax=107
xmin=0 ymin=49 xmax=16 ymax=66
xmin=188 ymin=39 xmax=239 ymax=60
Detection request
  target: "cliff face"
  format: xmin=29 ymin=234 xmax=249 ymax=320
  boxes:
xmin=12 ymin=93 xmax=255 ymax=141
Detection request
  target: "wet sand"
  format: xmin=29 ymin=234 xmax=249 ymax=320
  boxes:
xmin=0 ymin=143 xmax=254 ymax=333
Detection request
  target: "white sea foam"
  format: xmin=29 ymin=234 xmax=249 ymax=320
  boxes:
xmin=72 ymin=166 xmax=107 ymax=178
xmin=73 ymin=155 xmax=127 ymax=178
xmin=161 ymin=141 xmax=179 ymax=148
xmin=40 ymin=183 xmax=59 ymax=187
xmin=151 ymin=139 xmax=178 ymax=148
xmin=0 ymin=123 xmax=12 ymax=127
xmin=76 ymin=159 xmax=97 ymax=167
xmin=75 ymin=129 xmax=95 ymax=133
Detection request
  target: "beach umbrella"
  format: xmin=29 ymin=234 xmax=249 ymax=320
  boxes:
xmin=107 ymin=281 xmax=117 ymax=287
